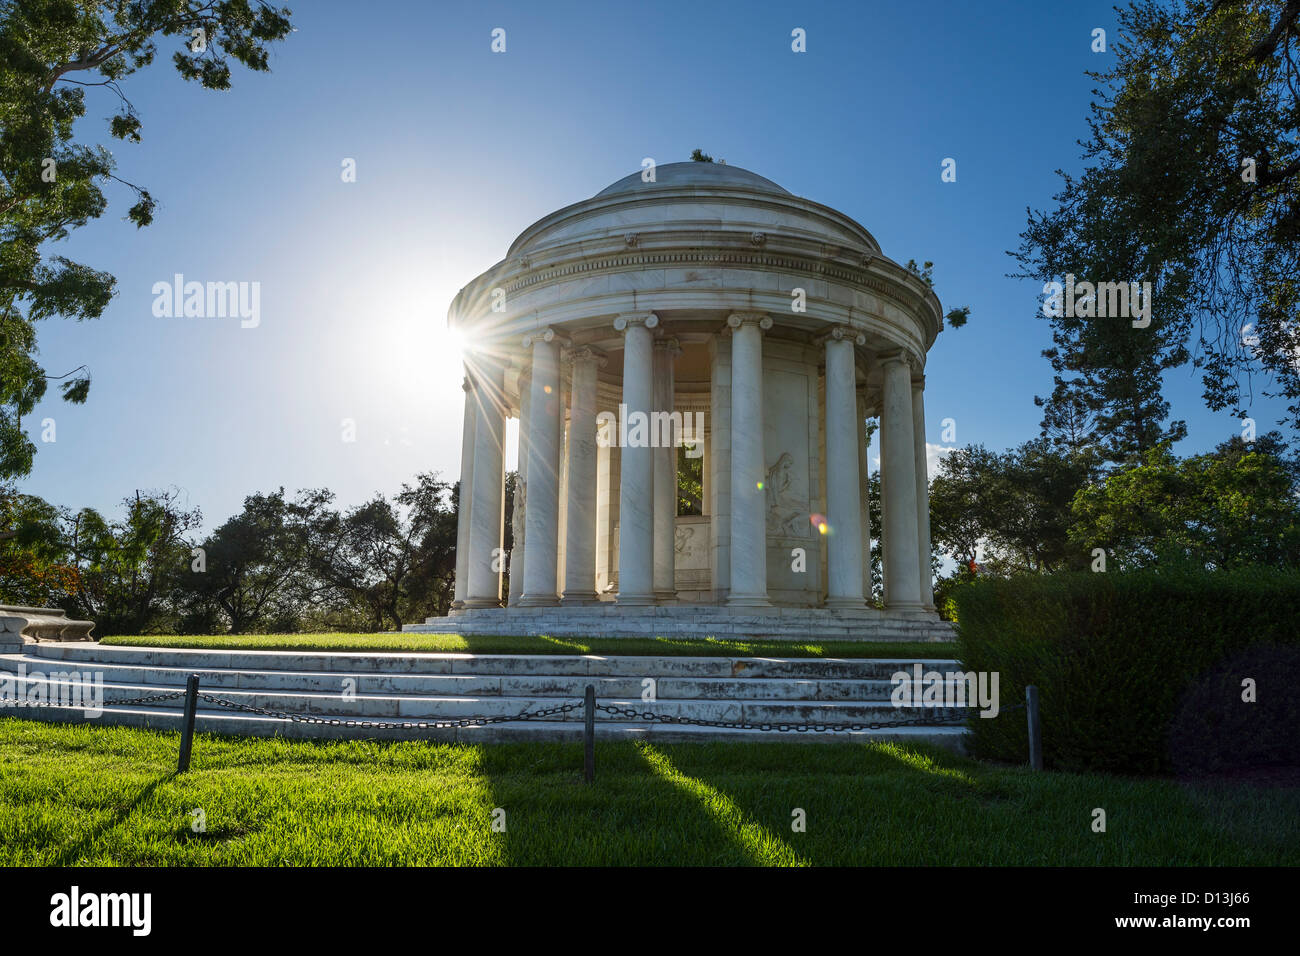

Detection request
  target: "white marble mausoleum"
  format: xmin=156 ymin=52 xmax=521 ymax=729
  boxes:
xmin=409 ymin=161 xmax=951 ymax=641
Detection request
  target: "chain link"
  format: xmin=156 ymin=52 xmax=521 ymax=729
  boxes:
xmin=593 ymin=702 xmax=976 ymax=732
xmin=0 ymin=689 xmax=187 ymax=710
xmin=196 ymin=692 xmax=584 ymax=730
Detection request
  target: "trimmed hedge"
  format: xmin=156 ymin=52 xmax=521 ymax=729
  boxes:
xmin=954 ymin=568 xmax=1300 ymax=775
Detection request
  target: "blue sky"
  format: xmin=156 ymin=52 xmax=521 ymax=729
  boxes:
xmin=21 ymin=0 xmax=1285 ymax=530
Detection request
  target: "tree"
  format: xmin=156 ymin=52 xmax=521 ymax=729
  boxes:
xmin=1070 ymin=432 xmax=1300 ymax=570
xmin=929 ymin=440 xmax=1095 ymax=576
xmin=0 ymin=486 xmax=198 ymax=632
xmin=0 ymin=486 xmax=78 ymax=606
xmin=304 ymin=474 xmax=458 ymax=630
xmin=184 ymin=489 xmax=309 ymax=633
xmin=68 ymin=488 xmax=200 ymax=633
xmin=0 ymin=1 xmax=294 ymax=477
xmin=1014 ymin=0 xmax=1299 ymax=458
xmin=677 ymin=445 xmax=702 ymax=515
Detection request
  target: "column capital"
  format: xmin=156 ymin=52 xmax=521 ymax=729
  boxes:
xmin=462 ymin=376 xmax=473 ymax=393
xmin=878 ymin=348 xmax=919 ymax=371
xmin=522 ymin=326 xmax=571 ymax=349
xmin=911 ymin=374 xmax=926 ymax=389
xmin=815 ymin=323 xmax=866 ymax=347
xmin=614 ymin=312 xmax=659 ymax=332
xmin=564 ymin=344 xmax=607 ymax=367
xmin=726 ymin=312 xmax=773 ymax=332
xmin=653 ymin=335 xmax=682 ymax=356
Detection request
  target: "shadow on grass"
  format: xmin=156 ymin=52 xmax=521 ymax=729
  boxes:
xmin=476 ymin=739 xmax=813 ymax=865
xmin=53 ymin=772 xmax=175 ymax=867
xmin=671 ymin=741 xmax=1000 ymax=866
xmin=472 ymin=738 xmax=989 ymax=866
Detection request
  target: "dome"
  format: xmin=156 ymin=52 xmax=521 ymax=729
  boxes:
xmin=458 ymin=160 xmax=942 ymax=359
xmin=594 ymin=162 xmax=791 ymax=198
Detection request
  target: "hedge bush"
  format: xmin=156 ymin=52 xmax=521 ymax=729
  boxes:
xmin=954 ymin=567 xmax=1300 ymax=775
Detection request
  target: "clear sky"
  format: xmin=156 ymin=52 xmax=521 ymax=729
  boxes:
xmin=20 ymin=0 xmax=1286 ymax=530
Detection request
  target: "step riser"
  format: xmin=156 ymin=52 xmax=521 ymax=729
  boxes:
xmin=0 ymin=658 xmax=903 ymax=701
xmin=20 ymin=645 xmax=959 ymax=681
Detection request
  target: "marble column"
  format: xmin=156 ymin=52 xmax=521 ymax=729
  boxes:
xmin=451 ymin=374 xmax=477 ymax=613
xmin=857 ymin=388 xmax=873 ymax=602
xmin=708 ymin=337 xmax=732 ymax=603
xmin=822 ymin=326 xmax=867 ymax=607
xmin=464 ymin=356 xmax=507 ymax=608
xmin=615 ymin=312 xmax=658 ymax=604
xmin=913 ymin=375 xmax=935 ymax=610
xmin=726 ymin=312 xmax=772 ymax=607
xmin=519 ymin=328 xmax=568 ymax=606
xmin=507 ymin=372 xmax=530 ymax=606
xmin=562 ymin=346 xmax=604 ymax=604
xmin=880 ymin=351 xmax=924 ymax=611
xmin=653 ymin=336 xmax=681 ymax=603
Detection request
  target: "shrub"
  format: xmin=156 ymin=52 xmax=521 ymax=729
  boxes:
xmin=955 ymin=567 xmax=1300 ymax=774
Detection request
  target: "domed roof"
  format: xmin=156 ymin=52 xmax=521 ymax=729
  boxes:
xmin=595 ymin=161 xmax=791 ymax=198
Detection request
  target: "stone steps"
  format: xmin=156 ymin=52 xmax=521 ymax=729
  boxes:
xmin=0 ymin=643 xmax=971 ymax=748
xmin=23 ymin=642 xmax=955 ymax=679
xmin=406 ymin=605 xmax=958 ymax=642
xmin=0 ymin=656 xmax=907 ymax=701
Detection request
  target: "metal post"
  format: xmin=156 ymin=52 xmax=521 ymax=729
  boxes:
xmin=1026 ymin=685 xmax=1042 ymax=771
xmin=177 ymin=674 xmax=200 ymax=773
xmin=583 ymin=684 xmax=596 ymax=784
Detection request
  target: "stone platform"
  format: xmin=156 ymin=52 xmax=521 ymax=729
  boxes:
xmin=0 ymin=641 xmax=967 ymax=749
xmin=409 ymin=604 xmax=956 ymax=643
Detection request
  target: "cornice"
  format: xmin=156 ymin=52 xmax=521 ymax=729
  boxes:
xmin=453 ymin=242 xmax=942 ymax=337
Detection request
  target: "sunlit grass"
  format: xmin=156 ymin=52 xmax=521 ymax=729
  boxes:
xmin=2 ymin=719 xmax=1294 ymax=866
xmin=98 ymin=633 xmax=960 ymax=659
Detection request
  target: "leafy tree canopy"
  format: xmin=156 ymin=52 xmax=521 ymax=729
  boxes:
xmin=0 ymin=0 xmax=294 ymax=477
xmin=1014 ymin=0 xmax=1299 ymax=462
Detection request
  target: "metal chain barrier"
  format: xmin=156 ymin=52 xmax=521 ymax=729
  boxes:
xmin=108 ymin=690 xmax=189 ymax=707
xmin=4 ymin=683 xmax=1021 ymax=733
xmin=594 ymin=702 xmax=990 ymax=733
xmin=191 ymin=691 xmax=1015 ymax=735
xmin=0 ymin=688 xmax=187 ymax=710
xmin=7 ymin=675 xmax=1045 ymax=779
xmin=195 ymin=691 xmax=584 ymax=730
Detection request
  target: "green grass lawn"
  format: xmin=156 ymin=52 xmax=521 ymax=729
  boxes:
xmin=99 ymin=633 xmax=960 ymax=659
xmin=2 ymin=718 xmax=1294 ymax=865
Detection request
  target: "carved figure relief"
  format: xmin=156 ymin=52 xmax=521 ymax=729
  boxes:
xmin=765 ymin=452 xmax=808 ymax=537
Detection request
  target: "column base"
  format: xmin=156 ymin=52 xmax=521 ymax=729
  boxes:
xmin=884 ymin=602 xmax=939 ymax=620
xmin=654 ymin=591 xmax=678 ymax=604
xmin=727 ymin=594 xmax=771 ymax=608
xmin=517 ymin=595 xmax=559 ymax=608
xmin=617 ymin=592 xmax=656 ymax=606
xmin=824 ymin=596 xmax=866 ymax=609
xmin=461 ymin=598 xmax=503 ymax=609
xmin=560 ymin=592 xmax=601 ymax=606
